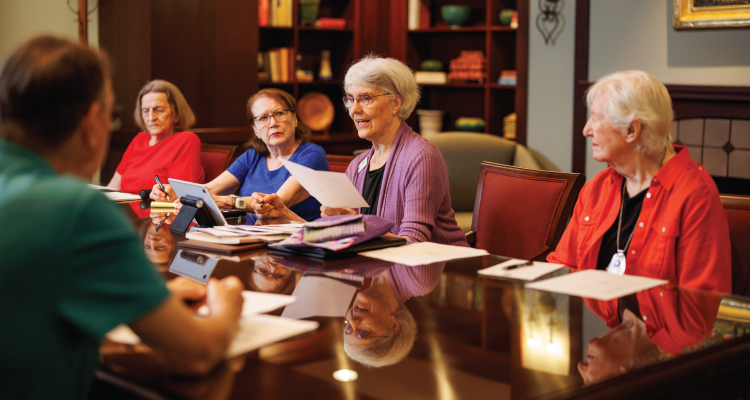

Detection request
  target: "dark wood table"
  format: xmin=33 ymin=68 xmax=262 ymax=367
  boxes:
xmin=90 ymin=207 xmax=750 ymax=400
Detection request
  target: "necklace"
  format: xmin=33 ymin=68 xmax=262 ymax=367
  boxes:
xmin=606 ymin=182 xmax=636 ymax=275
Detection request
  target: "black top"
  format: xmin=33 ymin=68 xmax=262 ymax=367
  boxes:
xmin=596 ymin=182 xmax=648 ymax=271
xmin=360 ymin=163 xmax=386 ymax=215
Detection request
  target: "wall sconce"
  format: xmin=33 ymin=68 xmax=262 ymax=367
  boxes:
xmin=536 ymin=0 xmax=565 ymax=45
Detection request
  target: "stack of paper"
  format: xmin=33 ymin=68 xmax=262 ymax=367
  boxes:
xmin=186 ymin=224 xmax=303 ymax=245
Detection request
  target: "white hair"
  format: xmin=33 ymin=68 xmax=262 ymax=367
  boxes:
xmin=343 ymin=303 xmax=417 ymax=368
xmin=344 ymin=55 xmax=421 ymax=120
xmin=586 ymin=70 xmax=674 ymax=156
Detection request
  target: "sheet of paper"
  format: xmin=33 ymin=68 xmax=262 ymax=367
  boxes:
xmin=478 ymin=259 xmax=564 ymax=281
xmin=106 ymin=314 xmax=318 ymax=358
xmin=103 ymin=191 xmax=142 ymax=202
xmin=281 ymin=276 xmax=358 ymax=319
xmin=197 ymin=291 xmax=296 ymax=317
xmin=226 ymin=315 xmax=319 ymax=358
xmin=87 ymin=184 xmax=113 ymax=191
xmin=281 ymin=159 xmax=369 ymax=209
xmin=524 ymin=269 xmax=669 ymax=301
xmin=359 ymin=242 xmax=489 ymax=266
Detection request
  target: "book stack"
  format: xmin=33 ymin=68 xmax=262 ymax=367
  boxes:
xmin=258 ymin=48 xmax=297 ymax=83
xmin=258 ymin=0 xmax=293 ymax=27
xmin=497 ymin=70 xmax=517 ymax=86
xmin=414 ymin=71 xmax=448 ymax=84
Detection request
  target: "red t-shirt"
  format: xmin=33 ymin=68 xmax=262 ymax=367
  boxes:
xmin=547 ymin=145 xmax=731 ymax=293
xmin=116 ymin=131 xmax=205 ymax=194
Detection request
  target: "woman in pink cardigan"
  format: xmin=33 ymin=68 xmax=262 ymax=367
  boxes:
xmin=252 ymin=55 xmax=467 ymax=247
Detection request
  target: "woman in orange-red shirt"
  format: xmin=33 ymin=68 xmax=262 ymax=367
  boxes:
xmin=107 ymin=80 xmax=204 ymax=194
xmin=547 ymin=71 xmax=730 ymax=293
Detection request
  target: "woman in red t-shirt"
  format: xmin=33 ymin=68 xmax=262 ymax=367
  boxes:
xmin=107 ymin=80 xmax=204 ymax=194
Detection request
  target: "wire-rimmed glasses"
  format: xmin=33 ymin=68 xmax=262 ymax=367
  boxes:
xmin=342 ymin=320 xmax=390 ymax=339
xmin=253 ymin=109 xmax=292 ymax=127
xmin=342 ymin=93 xmax=392 ymax=108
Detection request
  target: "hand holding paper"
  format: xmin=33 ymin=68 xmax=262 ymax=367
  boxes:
xmin=281 ymin=159 xmax=369 ymax=209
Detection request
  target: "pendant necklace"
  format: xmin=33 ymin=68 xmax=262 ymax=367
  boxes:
xmin=606 ymin=183 xmax=636 ymax=276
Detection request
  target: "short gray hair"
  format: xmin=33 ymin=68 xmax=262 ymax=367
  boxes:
xmin=586 ymin=70 xmax=673 ymax=156
xmin=343 ymin=304 xmax=417 ymax=368
xmin=344 ymin=55 xmax=421 ymax=120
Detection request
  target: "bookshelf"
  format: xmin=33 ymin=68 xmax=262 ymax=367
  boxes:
xmin=258 ymin=0 xmax=367 ymax=154
xmin=393 ymin=0 xmax=528 ymax=144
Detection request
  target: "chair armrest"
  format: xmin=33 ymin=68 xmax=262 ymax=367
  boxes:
xmin=465 ymin=231 xmax=476 ymax=247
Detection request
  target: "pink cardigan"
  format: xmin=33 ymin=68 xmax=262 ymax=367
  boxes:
xmin=346 ymin=122 xmax=467 ymax=246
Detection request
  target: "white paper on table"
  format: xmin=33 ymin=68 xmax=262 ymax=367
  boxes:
xmin=358 ymin=242 xmax=489 ymax=266
xmin=196 ymin=291 xmax=296 ymax=317
xmin=524 ymin=269 xmax=669 ymax=301
xmin=281 ymin=276 xmax=358 ymax=319
xmin=478 ymin=259 xmax=564 ymax=281
xmin=87 ymin=183 xmax=113 ymax=191
xmin=226 ymin=315 xmax=318 ymax=358
xmin=103 ymin=191 xmax=142 ymax=202
xmin=106 ymin=314 xmax=318 ymax=358
xmin=281 ymin=159 xmax=369 ymax=209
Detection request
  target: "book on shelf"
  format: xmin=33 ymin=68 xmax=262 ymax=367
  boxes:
xmin=258 ymin=0 xmax=292 ymax=27
xmin=260 ymin=48 xmax=296 ymax=83
xmin=414 ymin=71 xmax=448 ymax=84
xmin=497 ymin=70 xmax=517 ymax=85
xmin=315 ymin=18 xmax=346 ymax=29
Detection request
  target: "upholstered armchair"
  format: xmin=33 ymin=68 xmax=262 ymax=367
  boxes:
xmin=423 ymin=132 xmax=559 ymax=232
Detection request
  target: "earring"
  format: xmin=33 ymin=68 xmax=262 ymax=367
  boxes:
xmin=393 ymin=111 xmax=396 ymax=115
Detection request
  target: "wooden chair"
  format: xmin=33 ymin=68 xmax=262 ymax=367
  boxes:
xmin=200 ymin=143 xmax=238 ymax=182
xmin=466 ymin=162 xmax=584 ymax=261
xmin=721 ymin=194 xmax=750 ymax=296
xmin=326 ymin=154 xmax=355 ymax=174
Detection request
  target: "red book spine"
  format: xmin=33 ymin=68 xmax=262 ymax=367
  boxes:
xmin=258 ymin=0 xmax=268 ymax=26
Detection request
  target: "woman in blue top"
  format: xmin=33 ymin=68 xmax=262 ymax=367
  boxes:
xmin=154 ymin=88 xmax=328 ymax=221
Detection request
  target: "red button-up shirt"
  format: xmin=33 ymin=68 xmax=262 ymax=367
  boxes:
xmin=548 ymin=145 xmax=731 ymax=293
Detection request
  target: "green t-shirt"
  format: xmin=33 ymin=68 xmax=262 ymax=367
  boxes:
xmin=0 ymin=141 xmax=170 ymax=400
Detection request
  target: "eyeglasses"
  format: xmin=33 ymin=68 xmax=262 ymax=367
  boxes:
xmin=342 ymin=93 xmax=392 ymax=108
xmin=342 ymin=320 xmax=390 ymax=340
xmin=253 ymin=109 xmax=292 ymax=127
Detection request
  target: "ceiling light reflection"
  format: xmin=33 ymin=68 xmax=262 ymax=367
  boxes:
xmin=333 ymin=369 xmax=359 ymax=382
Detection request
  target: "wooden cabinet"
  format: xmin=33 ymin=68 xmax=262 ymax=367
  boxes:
xmin=391 ymin=0 xmax=528 ymax=144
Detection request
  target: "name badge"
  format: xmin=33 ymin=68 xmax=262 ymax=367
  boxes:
xmin=358 ymin=157 xmax=368 ymax=173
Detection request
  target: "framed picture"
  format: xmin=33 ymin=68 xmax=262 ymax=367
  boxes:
xmin=673 ymin=0 xmax=750 ymax=29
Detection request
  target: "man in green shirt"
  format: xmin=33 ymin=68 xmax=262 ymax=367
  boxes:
xmin=0 ymin=36 xmax=243 ymax=399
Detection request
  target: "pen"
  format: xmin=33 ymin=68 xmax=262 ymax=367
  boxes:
xmin=504 ymin=260 xmax=534 ymax=271
xmin=154 ymin=174 xmax=170 ymax=201
xmin=154 ymin=218 xmax=165 ymax=232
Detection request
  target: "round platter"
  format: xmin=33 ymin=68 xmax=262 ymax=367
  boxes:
xmin=297 ymin=92 xmax=335 ymax=132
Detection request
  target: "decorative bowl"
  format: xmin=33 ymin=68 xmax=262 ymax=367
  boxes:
xmin=441 ymin=5 xmax=471 ymax=28
xmin=499 ymin=9 xmax=516 ymax=26
xmin=421 ymin=59 xmax=443 ymax=71
xmin=455 ymin=117 xmax=485 ymax=132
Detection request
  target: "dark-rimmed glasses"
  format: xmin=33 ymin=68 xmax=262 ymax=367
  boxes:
xmin=342 ymin=93 xmax=392 ymax=108
xmin=253 ymin=109 xmax=292 ymax=127
xmin=342 ymin=320 xmax=390 ymax=339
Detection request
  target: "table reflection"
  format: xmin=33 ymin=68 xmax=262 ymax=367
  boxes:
xmin=580 ymin=286 xmax=723 ymax=385
xmin=138 ymin=211 xmax=177 ymax=269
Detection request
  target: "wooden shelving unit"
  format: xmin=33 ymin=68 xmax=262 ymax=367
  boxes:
xmin=395 ymin=0 xmax=528 ymax=144
xmin=258 ymin=0 xmax=368 ymax=154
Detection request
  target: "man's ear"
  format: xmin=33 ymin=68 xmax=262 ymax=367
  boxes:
xmin=78 ymin=100 xmax=103 ymax=150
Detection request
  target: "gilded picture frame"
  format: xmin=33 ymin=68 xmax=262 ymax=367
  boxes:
xmin=673 ymin=0 xmax=750 ymax=29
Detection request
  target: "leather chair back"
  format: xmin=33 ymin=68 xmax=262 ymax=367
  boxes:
xmin=200 ymin=143 xmax=238 ymax=182
xmin=721 ymin=194 xmax=750 ymax=296
xmin=468 ymin=162 xmax=584 ymax=261
xmin=327 ymin=154 xmax=355 ymax=174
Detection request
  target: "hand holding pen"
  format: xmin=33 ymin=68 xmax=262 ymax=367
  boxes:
xmin=154 ymin=175 xmax=170 ymax=201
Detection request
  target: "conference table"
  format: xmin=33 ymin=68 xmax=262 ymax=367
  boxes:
xmin=90 ymin=206 xmax=750 ymax=400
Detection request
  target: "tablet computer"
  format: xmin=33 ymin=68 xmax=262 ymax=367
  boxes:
xmin=169 ymin=178 xmax=228 ymax=226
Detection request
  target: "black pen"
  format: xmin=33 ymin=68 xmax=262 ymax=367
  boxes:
xmin=154 ymin=174 xmax=170 ymax=201
xmin=154 ymin=218 xmax=165 ymax=232
xmin=504 ymin=260 xmax=534 ymax=271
